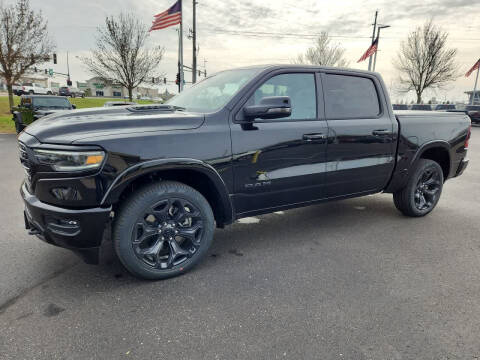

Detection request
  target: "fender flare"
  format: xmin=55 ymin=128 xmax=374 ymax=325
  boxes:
xmin=410 ymin=140 xmax=451 ymax=172
xmin=101 ymin=158 xmax=234 ymax=225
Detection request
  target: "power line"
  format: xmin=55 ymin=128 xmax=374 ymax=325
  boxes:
xmin=202 ymin=28 xmax=480 ymax=42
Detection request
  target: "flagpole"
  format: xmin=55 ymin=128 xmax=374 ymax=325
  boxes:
xmin=471 ymin=60 xmax=479 ymax=105
xmin=368 ymin=10 xmax=378 ymax=71
xmin=179 ymin=0 xmax=184 ymax=92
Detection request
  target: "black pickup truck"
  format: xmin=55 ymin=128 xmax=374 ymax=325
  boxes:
xmin=18 ymin=65 xmax=471 ymax=280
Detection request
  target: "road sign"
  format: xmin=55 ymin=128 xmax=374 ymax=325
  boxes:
xmin=49 ymin=69 xmax=53 ymax=76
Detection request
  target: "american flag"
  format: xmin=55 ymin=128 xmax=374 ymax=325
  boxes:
xmin=465 ymin=59 xmax=480 ymax=77
xmin=357 ymin=38 xmax=378 ymax=63
xmin=149 ymin=0 xmax=182 ymax=32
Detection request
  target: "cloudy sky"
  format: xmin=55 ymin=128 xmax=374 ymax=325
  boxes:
xmin=14 ymin=0 xmax=480 ymax=102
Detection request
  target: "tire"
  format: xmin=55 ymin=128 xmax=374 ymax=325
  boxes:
xmin=28 ymin=90 xmax=34 ymax=94
xmin=393 ymin=159 xmax=444 ymax=217
xmin=47 ymin=91 xmax=52 ymax=95
xmin=71 ymin=93 xmax=76 ymax=98
xmin=113 ymin=181 xmax=215 ymax=280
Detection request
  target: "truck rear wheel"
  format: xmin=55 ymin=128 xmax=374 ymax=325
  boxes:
xmin=113 ymin=181 xmax=215 ymax=280
xmin=393 ymin=159 xmax=444 ymax=217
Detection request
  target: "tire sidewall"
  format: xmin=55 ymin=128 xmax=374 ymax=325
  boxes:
xmin=407 ymin=160 xmax=444 ymax=216
xmin=114 ymin=182 xmax=214 ymax=280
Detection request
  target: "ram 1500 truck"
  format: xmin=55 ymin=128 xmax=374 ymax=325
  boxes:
xmin=17 ymin=65 xmax=471 ymax=280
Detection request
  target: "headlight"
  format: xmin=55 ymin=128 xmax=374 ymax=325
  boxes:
xmin=34 ymin=149 xmax=105 ymax=172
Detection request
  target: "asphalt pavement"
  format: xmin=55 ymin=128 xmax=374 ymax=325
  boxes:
xmin=1 ymin=129 xmax=479 ymax=359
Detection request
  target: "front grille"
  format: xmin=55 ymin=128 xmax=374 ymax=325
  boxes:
xmin=18 ymin=142 xmax=34 ymax=191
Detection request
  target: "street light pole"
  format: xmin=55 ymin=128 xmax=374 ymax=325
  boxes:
xmin=372 ymin=24 xmax=390 ymax=72
xmin=368 ymin=10 xmax=378 ymax=72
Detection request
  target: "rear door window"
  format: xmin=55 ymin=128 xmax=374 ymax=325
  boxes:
xmin=324 ymin=74 xmax=380 ymax=119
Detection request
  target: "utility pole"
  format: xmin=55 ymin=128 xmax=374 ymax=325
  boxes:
xmin=372 ymin=24 xmax=390 ymax=72
xmin=368 ymin=10 xmax=378 ymax=71
xmin=471 ymin=61 xmax=480 ymax=105
xmin=179 ymin=0 xmax=184 ymax=92
xmin=192 ymin=0 xmax=197 ymax=84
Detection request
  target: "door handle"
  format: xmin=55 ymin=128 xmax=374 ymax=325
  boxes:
xmin=372 ymin=129 xmax=392 ymax=136
xmin=303 ymin=133 xmax=327 ymax=141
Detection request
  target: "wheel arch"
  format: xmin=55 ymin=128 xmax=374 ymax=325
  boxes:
xmin=412 ymin=141 xmax=451 ymax=181
xmin=102 ymin=158 xmax=234 ymax=227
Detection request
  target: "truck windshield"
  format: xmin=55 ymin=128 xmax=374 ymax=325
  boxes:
xmin=166 ymin=68 xmax=259 ymax=112
xmin=33 ymin=97 xmax=71 ymax=109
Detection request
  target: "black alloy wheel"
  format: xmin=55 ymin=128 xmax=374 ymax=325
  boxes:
xmin=393 ymin=159 xmax=444 ymax=217
xmin=413 ymin=168 xmax=442 ymax=211
xmin=132 ymin=198 xmax=204 ymax=269
xmin=114 ymin=181 xmax=214 ymax=280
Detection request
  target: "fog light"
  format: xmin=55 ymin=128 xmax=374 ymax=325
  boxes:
xmin=51 ymin=187 xmax=81 ymax=201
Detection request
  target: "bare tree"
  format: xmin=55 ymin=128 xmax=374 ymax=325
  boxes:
xmin=0 ymin=0 xmax=54 ymax=110
xmin=394 ymin=21 xmax=458 ymax=104
xmin=293 ymin=32 xmax=349 ymax=67
xmin=82 ymin=13 xmax=164 ymax=101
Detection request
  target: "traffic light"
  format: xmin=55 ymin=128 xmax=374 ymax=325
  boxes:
xmin=152 ymin=77 xmax=155 ymax=84
xmin=53 ymin=53 xmax=57 ymax=64
xmin=67 ymin=79 xmax=72 ymax=86
xmin=34 ymin=67 xmax=37 ymax=73
xmin=175 ymin=73 xmax=180 ymax=85
xmin=44 ymin=69 xmax=48 ymax=74
xmin=49 ymin=69 xmax=53 ymax=76
xmin=163 ymin=77 xmax=167 ymax=84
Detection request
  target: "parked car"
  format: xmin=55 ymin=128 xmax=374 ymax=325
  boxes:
xmin=103 ymin=101 xmax=137 ymax=107
xmin=410 ymin=104 xmax=432 ymax=111
xmin=12 ymin=95 xmax=75 ymax=133
xmin=58 ymin=86 xmax=85 ymax=98
xmin=392 ymin=104 xmax=408 ymax=110
xmin=434 ymin=104 xmax=456 ymax=111
xmin=12 ymin=83 xmax=23 ymax=95
xmin=18 ymin=65 xmax=471 ymax=280
xmin=448 ymin=104 xmax=480 ymax=124
xmin=21 ymin=83 xmax=53 ymax=95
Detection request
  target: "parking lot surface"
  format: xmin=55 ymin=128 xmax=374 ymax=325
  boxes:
xmin=1 ymin=129 xmax=479 ymax=359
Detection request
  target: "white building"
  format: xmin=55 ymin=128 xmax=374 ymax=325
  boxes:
xmin=84 ymin=77 xmax=159 ymax=99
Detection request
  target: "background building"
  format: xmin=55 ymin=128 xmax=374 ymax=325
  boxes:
xmin=465 ymin=90 xmax=480 ymax=105
xmin=84 ymin=77 xmax=159 ymax=99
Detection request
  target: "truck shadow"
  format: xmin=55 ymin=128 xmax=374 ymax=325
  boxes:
xmin=93 ymin=193 xmax=409 ymax=281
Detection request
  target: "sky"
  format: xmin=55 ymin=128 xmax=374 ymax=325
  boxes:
xmin=11 ymin=0 xmax=480 ymax=102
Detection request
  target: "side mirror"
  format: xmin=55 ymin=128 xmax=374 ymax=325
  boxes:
xmin=71 ymin=104 xmax=76 ymax=109
xmin=243 ymin=96 xmax=291 ymax=120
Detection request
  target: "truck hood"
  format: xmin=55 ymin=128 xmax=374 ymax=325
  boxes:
xmin=25 ymin=106 xmax=205 ymax=144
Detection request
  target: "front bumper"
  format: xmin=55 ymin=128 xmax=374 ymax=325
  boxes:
xmin=21 ymin=183 xmax=111 ymax=264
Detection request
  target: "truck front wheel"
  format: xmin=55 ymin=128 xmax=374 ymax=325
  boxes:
xmin=113 ymin=181 xmax=215 ymax=280
xmin=393 ymin=159 xmax=444 ymax=217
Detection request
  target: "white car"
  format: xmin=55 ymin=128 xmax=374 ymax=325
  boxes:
xmin=21 ymin=82 xmax=53 ymax=95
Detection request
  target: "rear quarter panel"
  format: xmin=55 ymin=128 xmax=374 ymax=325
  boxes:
xmin=385 ymin=111 xmax=470 ymax=192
